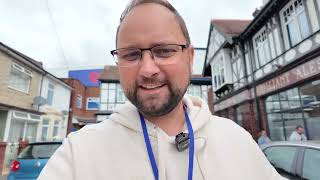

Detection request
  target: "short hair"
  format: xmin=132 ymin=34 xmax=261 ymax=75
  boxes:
xmin=115 ymin=0 xmax=191 ymax=47
xmin=296 ymin=125 xmax=303 ymax=130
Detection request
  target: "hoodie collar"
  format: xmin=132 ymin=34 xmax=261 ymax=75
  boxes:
xmin=109 ymin=95 xmax=211 ymax=136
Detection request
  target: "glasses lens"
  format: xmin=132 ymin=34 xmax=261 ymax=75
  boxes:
xmin=114 ymin=48 xmax=141 ymax=67
xmin=152 ymin=45 xmax=181 ymax=59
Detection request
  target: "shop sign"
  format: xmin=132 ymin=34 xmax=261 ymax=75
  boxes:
xmin=214 ymin=90 xmax=251 ymax=111
xmin=257 ymin=57 xmax=320 ymax=96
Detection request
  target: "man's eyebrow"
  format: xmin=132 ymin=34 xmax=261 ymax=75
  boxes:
xmin=119 ymin=41 xmax=181 ymax=49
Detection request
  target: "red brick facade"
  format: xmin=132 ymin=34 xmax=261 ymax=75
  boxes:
xmin=62 ymin=78 xmax=100 ymax=132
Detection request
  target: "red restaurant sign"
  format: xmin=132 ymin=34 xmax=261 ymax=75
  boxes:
xmin=257 ymin=57 xmax=320 ymax=96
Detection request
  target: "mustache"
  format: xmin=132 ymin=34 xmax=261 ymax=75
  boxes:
xmin=137 ymin=77 xmax=167 ymax=86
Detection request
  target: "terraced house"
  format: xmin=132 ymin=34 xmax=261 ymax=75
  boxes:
xmin=0 ymin=42 xmax=71 ymax=174
xmin=203 ymin=0 xmax=320 ymax=140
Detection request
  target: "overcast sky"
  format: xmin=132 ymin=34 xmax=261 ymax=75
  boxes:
xmin=0 ymin=0 xmax=262 ymax=77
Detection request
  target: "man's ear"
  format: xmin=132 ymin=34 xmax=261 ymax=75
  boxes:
xmin=187 ymin=45 xmax=194 ymax=73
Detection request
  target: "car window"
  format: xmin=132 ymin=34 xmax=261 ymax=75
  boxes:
xmin=302 ymin=148 xmax=320 ymax=180
xmin=264 ymin=146 xmax=297 ymax=177
xmin=18 ymin=144 xmax=61 ymax=159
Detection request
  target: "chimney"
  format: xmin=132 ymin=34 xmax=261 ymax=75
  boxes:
xmin=252 ymin=8 xmax=261 ymax=18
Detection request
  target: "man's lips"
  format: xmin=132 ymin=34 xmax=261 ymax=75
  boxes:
xmin=140 ymin=84 xmax=165 ymax=89
xmin=139 ymin=83 xmax=166 ymax=90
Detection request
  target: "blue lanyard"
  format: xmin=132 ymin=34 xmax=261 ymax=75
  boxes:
xmin=139 ymin=107 xmax=194 ymax=180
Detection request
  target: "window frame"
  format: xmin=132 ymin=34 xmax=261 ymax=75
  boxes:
xmin=76 ymin=95 xmax=82 ymax=109
xmin=280 ymin=0 xmax=311 ymax=48
xmin=8 ymin=62 xmax=32 ymax=94
xmin=86 ymin=97 xmax=100 ymax=110
xmin=47 ymin=82 xmax=55 ymax=105
xmin=252 ymin=26 xmax=272 ymax=69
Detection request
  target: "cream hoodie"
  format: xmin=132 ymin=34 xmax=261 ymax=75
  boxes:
xmin=38 ymin=95 xmax=283 ymax=180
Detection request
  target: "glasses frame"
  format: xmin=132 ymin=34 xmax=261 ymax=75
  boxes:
xmin=110 ymin=44 xmax=189 ymax=67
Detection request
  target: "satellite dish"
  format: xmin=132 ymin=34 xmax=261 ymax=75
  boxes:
xmin=32 ymin=96 xmax=48 ymax=106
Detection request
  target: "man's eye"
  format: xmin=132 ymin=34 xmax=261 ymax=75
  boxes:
xmin=120 ymin=51 xmax=140 ymax=61
xmin=153 ymin=48 xmax=177 ymax=57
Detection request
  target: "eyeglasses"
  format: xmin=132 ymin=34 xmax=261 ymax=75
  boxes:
xmin=110 ymin=44 xmax=189 ymax=67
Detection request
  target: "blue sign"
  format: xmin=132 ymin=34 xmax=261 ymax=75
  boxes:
xmin=68 ymin=69 xmax=103 ymax=87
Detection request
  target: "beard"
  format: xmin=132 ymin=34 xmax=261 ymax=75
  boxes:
xmin=125 ymin=76 xmax=190 ymax=117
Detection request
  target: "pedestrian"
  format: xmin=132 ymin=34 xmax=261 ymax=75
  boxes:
xmin=257 ymin=130 xmax=271 ymax=145
xmin=38 ymin=0 xmax=282 ymax=179
xmin=289 ymin=125 xmax=307 ymax=141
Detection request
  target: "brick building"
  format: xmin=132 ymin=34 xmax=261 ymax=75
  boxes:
xmin=204 ymin=0 xmax=320 ymax=140
xmin=62 ymin=78 xmax=100 ymax=131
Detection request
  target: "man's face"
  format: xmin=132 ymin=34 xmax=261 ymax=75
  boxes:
xmin=297 ymin=127 xmax=304 ymax=134
xmin=116 ymin=3 xmax=194 ymax=117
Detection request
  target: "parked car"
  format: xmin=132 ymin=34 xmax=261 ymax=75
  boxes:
xmin=260 ymin=141 xmax=320 ymax=180
xmin=8 ymin=141 xmax=62 ymax=180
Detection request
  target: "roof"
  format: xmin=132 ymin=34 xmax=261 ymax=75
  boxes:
xmin=0 ymin=42 xmax=71 ymax=89
xmin=211 ymin=19 xmax=251 ymax=38
xmin=98 ymin=65 xmax=120 ymax=82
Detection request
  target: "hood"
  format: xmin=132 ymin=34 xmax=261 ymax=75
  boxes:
xmin=109 ymin=95 xmax=212 ymax=135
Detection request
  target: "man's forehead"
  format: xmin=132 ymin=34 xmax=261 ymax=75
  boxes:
xmin=117 ymin=3 xmax=185 ymax=48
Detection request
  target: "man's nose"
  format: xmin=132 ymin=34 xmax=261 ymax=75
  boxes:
xmin=138 ymin=51 xmax=161 ymax=78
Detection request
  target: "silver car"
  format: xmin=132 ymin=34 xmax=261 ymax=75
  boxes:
xmin=260 ymin=141 xmax=320 ymax=180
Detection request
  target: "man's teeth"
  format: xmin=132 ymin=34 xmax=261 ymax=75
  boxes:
xmin=142 ymin=84 xmax=163 ymax=89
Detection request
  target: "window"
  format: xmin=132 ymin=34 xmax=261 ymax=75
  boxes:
xmin=53 ymin=120 xmax=59 ymax=137
xmin=187 ymin=85 xmax=210 ymax=103
xmin=266 ymin=88 xmax=305 ymax=141
xmin=8 ymin=63 xmax=32 ymax=93
xmin=100 ymin=83 xmax=126 ymax=112
xmin=299 ymin=81 xmax=320 ymax=140
xmin=212 ymin=56 xmax=225 ymax=90
xmin=264 ymin=146 xmax=297 ymax=176
xmin=8 ymin=111 xmax=40 ymax=142
xmin=41 ymin=119 xmax=49 ymax=141
xmin=302 ymin=148 xmax=320 ymax=180
xmin=18 ymin=143 xmax=61 ymax=159
xmin=266 ymin=79 xmax=320 ymax=141
xmin=86 ymin=97 xmax=100 ymax=110
xmin=47 ymin=83 xmax=55 ymax=105
xmin=253 ymin=28 xmax=272 ymax=69
xmin=76 ymin=95 xmax=82 ymax=109
xmin=281 ymin=0 xmax=311 ymax=47
xmin=187 ymin=85 xmax=201 ymax=97
xmin=117 ymin=85 xmax=125 ymax=103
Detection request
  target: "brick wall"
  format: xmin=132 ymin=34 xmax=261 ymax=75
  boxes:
xmin=63 ymin=79 xmax=99 ymax=120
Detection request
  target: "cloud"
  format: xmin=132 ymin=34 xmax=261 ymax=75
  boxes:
xmin=0 ymin=0 xmax=261 ymax=77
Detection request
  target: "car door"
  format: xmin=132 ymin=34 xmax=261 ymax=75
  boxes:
xmin=263 ymin=145 xmax=300 ymax=180
xmin=299 ymin=148 xmax=320 ymax=180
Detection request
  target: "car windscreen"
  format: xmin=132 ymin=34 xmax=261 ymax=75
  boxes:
xmin=18 ymin=144 xmax=61 ymax=159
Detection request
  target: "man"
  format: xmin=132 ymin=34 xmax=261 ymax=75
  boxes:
xmin=38 ymin=0 xmax=282 ymax=179
xmin=258 ymin=130 xmax=271 ymax=145
xmin=289 ymin=125 xmax=307 ymax=141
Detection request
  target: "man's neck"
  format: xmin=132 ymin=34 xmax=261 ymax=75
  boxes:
xmin=143 ymin=101 xmax=186 ymax=136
